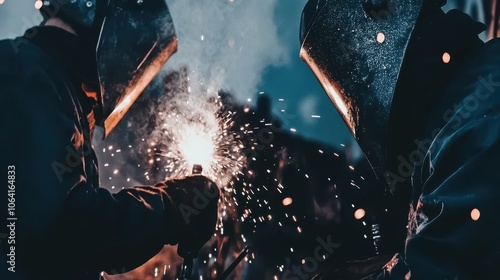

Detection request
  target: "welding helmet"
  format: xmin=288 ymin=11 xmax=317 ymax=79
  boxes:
xmin=299 ymin=0 xmax=447 ymax=180
xmin=40 ymin=0 xmax=178 ymax=137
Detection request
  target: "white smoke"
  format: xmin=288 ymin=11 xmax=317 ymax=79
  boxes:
xmin=165 ymin=0 xmax=290 ymax=102
xmin=138 ymin=0 xmax=291 ymax=185
xmin=0 ymin=1 xmax=42 ymax=39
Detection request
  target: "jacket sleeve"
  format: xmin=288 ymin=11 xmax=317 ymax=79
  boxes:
xmin=0 ymin=57 xmax=180 ymax=274
xmin=403 ymin=106 xmax=500 ymax=279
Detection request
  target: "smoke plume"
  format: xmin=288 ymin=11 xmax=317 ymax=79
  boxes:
xmin=164 ymin=0 xmax=289 ymax=102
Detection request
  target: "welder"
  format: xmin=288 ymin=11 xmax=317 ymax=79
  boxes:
xmin=0 ymin=1 xmax=219 ymax=279
xmin=301 ymin=0 xmax=500 ymax=279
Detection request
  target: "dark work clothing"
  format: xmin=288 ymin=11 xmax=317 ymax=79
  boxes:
xmin=0 ymin=27 xmax=179 ymax=279
xmin=379 ymin=39 xmax=500 ymax=280
xmin=312 ymin=24 xmax=500 ymax=280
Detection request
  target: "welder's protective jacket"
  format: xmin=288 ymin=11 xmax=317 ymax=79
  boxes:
xmin=379 ymin=39 xmax=500 ymax=280
xmin=0 ymin=27 xmax=180 ymax=280
xmin=311 ymin=38 xmax=500 ymax=280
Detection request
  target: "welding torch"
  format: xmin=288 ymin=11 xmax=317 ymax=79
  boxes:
xmin=177 ymin=164 xmax=212 ymax=280
xmin=216 ymin=246 xmax=252 ymax=280
xmin=177 ymin=165 xmax=248 ymax=279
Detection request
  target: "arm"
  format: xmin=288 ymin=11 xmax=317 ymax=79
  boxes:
xmin=0 ymin=61 xmax=179 ymax=274
xmin=404 ymin=108 xmax=500 ymax=279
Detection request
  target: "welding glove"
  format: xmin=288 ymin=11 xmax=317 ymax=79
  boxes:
xmin=158 ymin=175 xmax=220 ymax=256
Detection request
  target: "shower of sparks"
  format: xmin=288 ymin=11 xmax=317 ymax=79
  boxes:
xmin=96 ymin=83 xmax=377 ymax=278
xmin=152 ymin=96 xmax=246 ymax=187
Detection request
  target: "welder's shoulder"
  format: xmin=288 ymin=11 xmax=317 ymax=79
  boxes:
xmin=474 ymin=38 xmax=500 ymax=76
xmin=478 ymin=39 xmax=500 ymax=103
xmin=460 ymin=39 xmax=500 ymax=116
xmin=0 ymin=39 xmax=23 ymax=81
xmin=0 ymin=37 xmax=69 ymax=113
xmin=482 ymin=38 xmax=500 ymax=58
xmin=430 ymin=40 xmax=500 ymax=165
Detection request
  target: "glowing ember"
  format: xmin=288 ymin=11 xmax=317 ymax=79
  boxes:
xmin=354 ymin=208 xmax=366 ymax=220
xmin=442 ymin=52 xmax=451 ymax=64
xmin=471 ymin=208 xmax=480 ymax=221
xmin=35 ymin=0 xmax=43 ymax=10
xmin=282 ymin=197 xmax=293 ymax=206
xmin=376 ymin=32 xmax=386 ymax=44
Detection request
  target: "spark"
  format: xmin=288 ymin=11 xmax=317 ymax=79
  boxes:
xmin=442 ymin=52 xmax=451 ymax=64
xmin=35 ymin=0 xmax=43 ymax=10
xmin=177 ymin=124 xmax=215 ymax=168
xmin=376 ymin=32 xmax=386 ymax=44
xmin=354 ymin=208 xmax=366 ymax=220
xmin=471 ymin=208 xmax=480 ymax=221
xmin=153 ymin=95 xmax=246 ymax=186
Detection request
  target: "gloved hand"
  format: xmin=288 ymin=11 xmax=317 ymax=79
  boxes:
xmin=159 ymin=175 xmax=220 ymax=257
